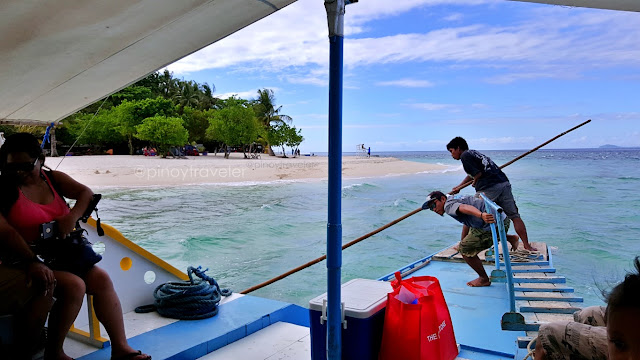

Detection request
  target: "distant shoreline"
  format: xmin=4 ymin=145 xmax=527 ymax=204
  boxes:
xmin=308 ymin=147 xmax=640 ymax=156
xmin=48 ymin=153 xmax=449 ymax=188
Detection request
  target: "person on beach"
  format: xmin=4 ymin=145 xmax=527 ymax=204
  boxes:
xmin=367 ymin=147 xmax=371 ymax=158
xmin=534 ymin=256 xmax=640 ymax=360
xmin=447 ymin=136 xmax=535 ymax=251
xmin=0 ymin=133 xmax=151 ymax=360
xmin=423 ymin=191 xmax=519 ymax=287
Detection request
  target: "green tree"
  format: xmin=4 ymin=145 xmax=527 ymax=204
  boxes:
xmin=285 ymin=125 xmax=304 ymax=154
xmin=181 ymin=107 xmax=212 ymax=143
xmin=157 ymin=70 xmax=179 ymax=99
xmin=267 ymin=123 xmax=287 ymax=157
xmin=110 ymin=86 xmax=153 ymax=107
xmin=253 ymin=89 xmax=292 ymax=155
xmin=268 ymin=123 xmax=303 ymax=157
xmin=115 ymin=98 xmax=176 ymax=154
xmin=64 ymin=109 xmax=124 ymax=147
xmin=198 ymin=83 xmax=216 ymax=110
xmin=206 ymin=98 xmax=261 ymax=158
xmin=135 ymin=116 xmax=188 ymax=157
xmin=174 ymin=80 xmax=200 ymax=114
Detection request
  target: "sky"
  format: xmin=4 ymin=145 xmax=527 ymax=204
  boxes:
xmin=167 ymin=0 xmax=640 ymax=152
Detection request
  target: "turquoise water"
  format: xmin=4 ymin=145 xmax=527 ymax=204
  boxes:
xmin=95 ymin=149 xmax=640 ymax=307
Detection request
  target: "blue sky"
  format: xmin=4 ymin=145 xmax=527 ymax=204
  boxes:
xmin=167 ymin=0 xmax=640 ymax=152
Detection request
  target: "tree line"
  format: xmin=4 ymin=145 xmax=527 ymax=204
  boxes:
xmin=0 ymin=71 xmax=304 ymax=158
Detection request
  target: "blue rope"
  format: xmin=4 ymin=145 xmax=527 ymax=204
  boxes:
xmin=41 ymin=123 xmax=54 ymax=149
xmin=140 ymin=266 xmax=232 ymax=320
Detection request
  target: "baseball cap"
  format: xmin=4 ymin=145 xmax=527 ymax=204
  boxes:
xmin=422 ymin=191 xmax=445 ymax=210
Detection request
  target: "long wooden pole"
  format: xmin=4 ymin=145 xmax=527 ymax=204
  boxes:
xmin=240 ymin=119 xmax=591 ymax=294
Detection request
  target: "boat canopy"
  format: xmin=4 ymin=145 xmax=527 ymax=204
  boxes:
xmin=0 ymin=0 xmax=296 ymax=126
xmin=510 ymin=0 xmax=640 ymax=12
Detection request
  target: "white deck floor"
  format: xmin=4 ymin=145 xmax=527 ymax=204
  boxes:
xmin=198 ymin=322 xmax=311 ymax=360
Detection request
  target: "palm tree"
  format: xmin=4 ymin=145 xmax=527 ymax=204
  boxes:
xmin=158 ymin=70 xmax=179 ymax=99
xmin=253 ymin=89 xmax=292 ymax=155
xmin=198 ymin=83 xmax=216 ymax=110
xmin=174 ymin=80 xmax=200 ymax=114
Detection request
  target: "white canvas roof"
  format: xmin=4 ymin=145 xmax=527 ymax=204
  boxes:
xmin=0 ymin=0 xmax=296 ymax=125
xmin=511 ymin=0 xmax=640 ymax=12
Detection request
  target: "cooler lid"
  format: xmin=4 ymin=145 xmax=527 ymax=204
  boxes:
xmin=308 ymin=278 xmax=392 ymax=319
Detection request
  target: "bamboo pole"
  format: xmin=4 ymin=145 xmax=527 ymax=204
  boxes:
xmin=240 ymin=119 xmax=592 ymax=294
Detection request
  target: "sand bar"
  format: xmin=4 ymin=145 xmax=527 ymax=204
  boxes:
xmin=44 ymin=153 xmax=448 ymax=188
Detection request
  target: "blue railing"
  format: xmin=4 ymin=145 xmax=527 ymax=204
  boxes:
xmin=480 ymin=194 xmax=516 ymax=313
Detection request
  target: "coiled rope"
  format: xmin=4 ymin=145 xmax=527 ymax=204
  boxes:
xmin=136 ymin=266 xmax=231 ymax=320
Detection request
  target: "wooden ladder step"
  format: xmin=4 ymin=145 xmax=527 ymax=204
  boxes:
xmin=511 ymin=268 xmax=556 ymax=273
xmin=512 ymin=275 xmax=566 ymax=283
xmin=519 ymin=312 xmax=576 ymax=331
xmin=515 ymin=291 xmax=583 ymax=302
xmin=508 ymin=261 xmax=550 ymax=267
xmin=517 ymin=330 xmax=540 ymax=348
xmin=518 ymin=336 xmax=536 ymax=348
xmin=517 ymin=300 xmax=582 ymax=314
xmin=514 ymin=284 xmax=574 ymax=292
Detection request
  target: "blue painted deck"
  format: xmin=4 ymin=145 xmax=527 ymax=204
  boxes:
xmin=409 ymin=259 xmax=525 ymax=357
xmin=77 ymin=296 xmax=309 ymax=360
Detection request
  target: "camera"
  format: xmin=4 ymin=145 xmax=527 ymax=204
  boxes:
xmin=39 ymin=221 xmax=59 ymax=241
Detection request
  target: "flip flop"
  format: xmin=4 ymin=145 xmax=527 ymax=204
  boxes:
xmin=111 ymin=350 xmax=151 ymax=360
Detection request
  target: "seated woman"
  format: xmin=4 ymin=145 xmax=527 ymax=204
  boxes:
xmin=0 ymin=133 xmax=150 ymax=360
xmin=535 ymin=256 xmax=640 ymax=359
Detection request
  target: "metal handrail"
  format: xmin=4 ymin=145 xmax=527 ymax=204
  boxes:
xmin=480 ymin=194 xmax=516 ymax=313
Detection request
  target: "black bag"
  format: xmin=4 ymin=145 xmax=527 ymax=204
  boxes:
xmin=36 ymin=222 xmax=102 ymax=277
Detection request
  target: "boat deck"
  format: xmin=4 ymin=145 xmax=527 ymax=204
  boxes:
xmin=430 ymin=241 xmax=583 ymax=352
xmin=60 ymin=241 xmax=586 ymax=360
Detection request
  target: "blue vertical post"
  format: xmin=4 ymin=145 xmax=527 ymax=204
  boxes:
xmin=325 ymin=1 xmax=346 ymax=358
xmin=481 ymin=194 xmax=516 ymax=313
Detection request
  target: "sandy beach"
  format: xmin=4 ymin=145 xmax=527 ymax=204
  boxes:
xmin=44 ymin=153 xmax=447 ymax=187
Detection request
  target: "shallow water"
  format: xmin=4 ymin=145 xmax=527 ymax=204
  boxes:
xmin=95 ymin=148 xmax=640 ymax=307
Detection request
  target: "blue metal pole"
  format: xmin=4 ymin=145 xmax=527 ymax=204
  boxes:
xmin=325 ymin=1 xmax=345 ymax=358
xmin=481 ymin=194 xmax=516 ymax=312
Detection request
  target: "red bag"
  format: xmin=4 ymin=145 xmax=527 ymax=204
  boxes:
xmin=379 ymin=272 xmax=458 ymax=360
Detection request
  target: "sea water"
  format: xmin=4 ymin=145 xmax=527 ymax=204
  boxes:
xmin=95 ymin=149 xmax=640 ymax=307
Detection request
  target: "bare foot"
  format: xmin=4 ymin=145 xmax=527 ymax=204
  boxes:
xmin=507 ymin=235 xmax=520 ymax=251
xmin=467 ymin=277 xmax=491 ymax=287
xmin=524 ymin=243 xmax=538 ymax=251
xmin=111 ymin=350 xmax=151 ymax=360
xmin=44 ymin=353 xmax=74 ymax=360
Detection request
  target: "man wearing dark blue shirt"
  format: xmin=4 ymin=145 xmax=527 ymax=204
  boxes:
xmin=446 ymin=136 xmax=535 ymax=251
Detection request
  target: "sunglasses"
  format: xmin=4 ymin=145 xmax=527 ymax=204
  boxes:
xmin=427 ymin=200 xmax=437 ymax=211
xmin=4 ymin=158 xmax=38 ymax=173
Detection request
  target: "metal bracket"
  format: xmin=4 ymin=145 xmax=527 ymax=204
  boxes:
xmin=491 ymin=269 xmax=507 ymax=283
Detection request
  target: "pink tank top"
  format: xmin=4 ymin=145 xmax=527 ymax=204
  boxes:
xmin=7 ymin=171 xmax=70 ymax=243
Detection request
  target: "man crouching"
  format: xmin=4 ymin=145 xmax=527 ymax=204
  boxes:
xmin=423 ymin=191 xmax=519 ymax=287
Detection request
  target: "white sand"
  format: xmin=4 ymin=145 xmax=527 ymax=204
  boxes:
xmin=44 ymin=153 xmax=447 ymax=188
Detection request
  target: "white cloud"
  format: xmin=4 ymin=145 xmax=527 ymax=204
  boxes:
xmin=444 ymin=13 xmax=464 ymax=21
xmin=376 ymin=78 xmax=435 ymax=87
xmin=167 ymin=0 xmax=640 ymax=86
xmin=215 ymin=87 xmax=281 ymax=100
xmin=216 ymin=90 xmax=258 ymax=100
xmin=410 ymin=103 xmax=456 ymax=111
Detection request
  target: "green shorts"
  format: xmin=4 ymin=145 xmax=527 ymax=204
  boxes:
xmin=459 ymin=218 xmax=510 ymax=257
xmin=0 ymin=265 xmax=37 ymax=315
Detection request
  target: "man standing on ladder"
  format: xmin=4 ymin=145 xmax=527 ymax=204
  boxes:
xmin=447 ymin=136 xmax=536 ymax=251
